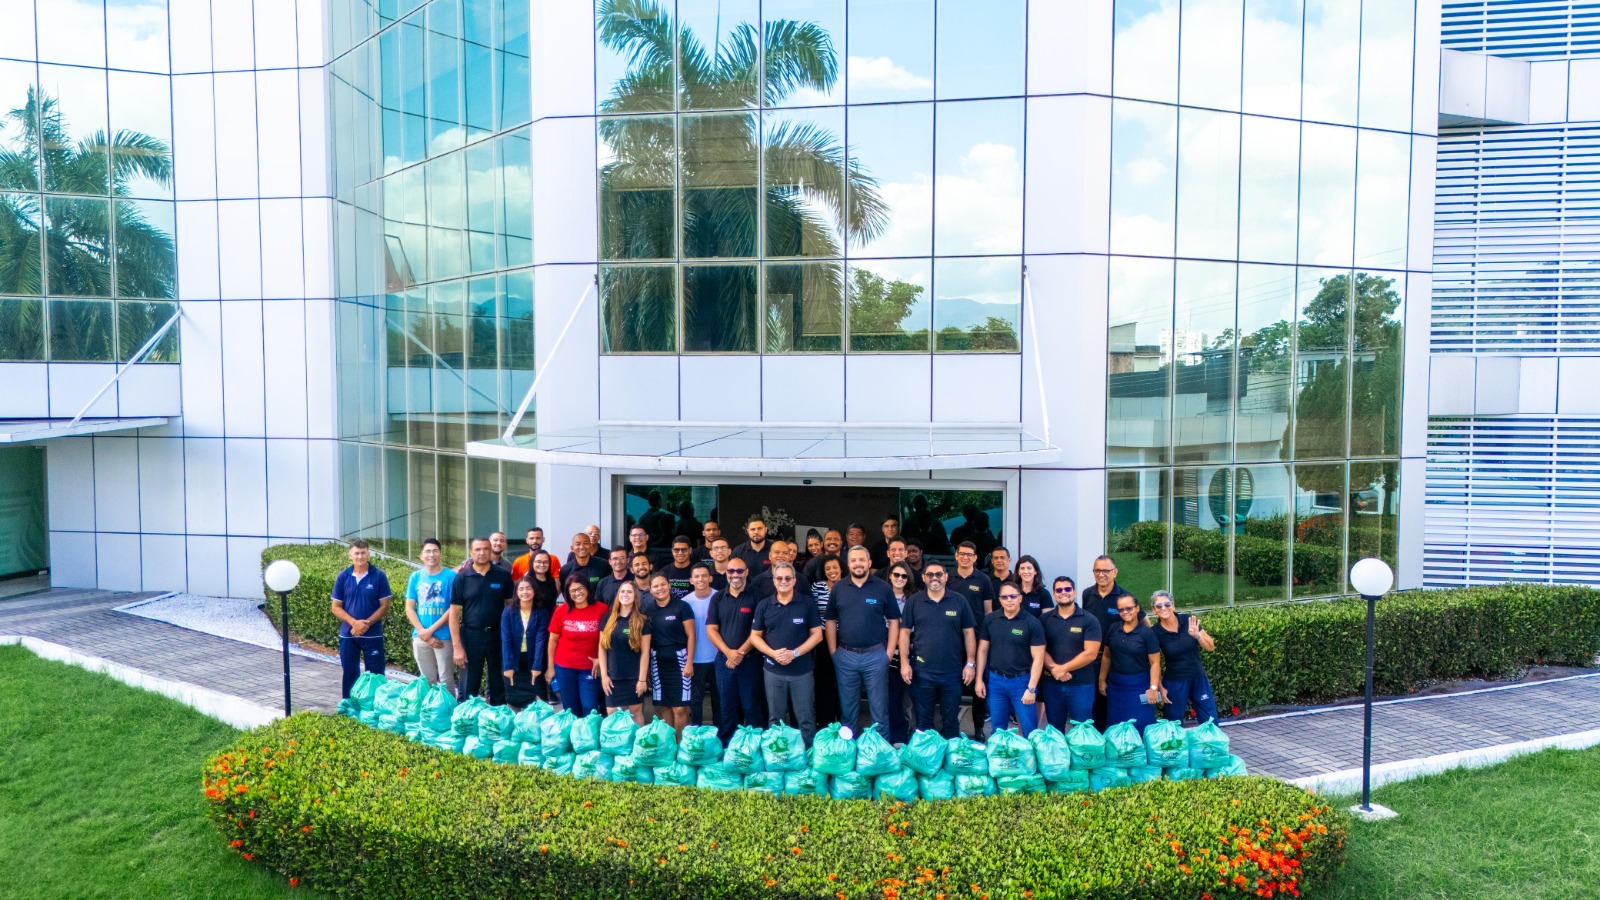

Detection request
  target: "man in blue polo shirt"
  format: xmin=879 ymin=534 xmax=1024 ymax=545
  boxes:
xmin=975 ymin=582 xmax=1046 ymax=735
xmin=330 ymin=539 xmax=392 ymax=698
xmin=897 ymin=562 xmax=976 ymax=739
xmin=750 ymin=563 xmax=823 ymax=744
xmin=1040 ymin=576 xmax=1102 ymax=730
xmin=826 ymin=546 xmax=899 ymax=734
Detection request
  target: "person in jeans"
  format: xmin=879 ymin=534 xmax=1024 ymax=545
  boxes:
xmin=1150 ymin=590 xmax=1220 ymax=725
xmin=682 ymin=563 xmax=722 ymax=728
xmin=1040 ymin=576 xmax=1101 ymax=730
xmin=974 ymin=582 xmax=1046 ymax=735
xmin=897 ymin=562 xmax=976 ymax=739
xmin=544 ymin=579 xmax=608 ymax=717
xmin=750 ymin=563 xmax=823 ymax=744
xmin=825 ymin=546 xmax=899 ymax=734
xmin=403 ymin=538 xmax=456 ymax=687
xmin=449 ymin=537 xmax=514 ymax=704
xmin=330 ymin=539 xmax=392 ymax=698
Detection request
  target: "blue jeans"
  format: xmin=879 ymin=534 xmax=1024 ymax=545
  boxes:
xmin=338 ymin=634 xmax=385 ymax=698
xmin=911 ymin=668 xmax=964 ymax=739
xmin=553 ymin=664 xmax=603 ymax=718
xmin=985 ymin=671 xmax=1038 ymax=736
xmin=1040 ymin=680 xmax=1096 ymax=731
xmin=714 ymin=654 xmax=763 ymax=744
xmin=1164 ymin=672 xmax=1220 ymax=724
xmin=834 ymin=646 xmax=891 ymax=734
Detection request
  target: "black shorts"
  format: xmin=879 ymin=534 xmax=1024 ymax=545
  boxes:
xmin=650 ymin=648 xmax=691 ymax=707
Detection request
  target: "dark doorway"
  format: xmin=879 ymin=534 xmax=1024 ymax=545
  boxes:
xmin=0 ymin=446 xmax=49 ymax=581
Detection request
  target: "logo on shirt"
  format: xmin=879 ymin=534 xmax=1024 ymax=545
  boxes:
xmin=865 ymin=597 xmax=877 ymax=605
xmin=1070 ymin=627 xmax=1082 ymax=633
xmin=491 ymin=583 xmax=503 ymax=589
xmin=567 ymin=620 xmax=600 ymax=634
xmin=945 ymin=610 xmax=958 ymax=617
xmin=739 ymin=607 xmax=752 ymax=613
xmin=792 ymin=617 xmax=804 ymax=624
xmin=664 ymin=615 xmax=677 ymax=621
xmin=1011 ymin=628 xmax=1024 ymax=636
xmin=967 ymin=585 xmax=979 ymax=592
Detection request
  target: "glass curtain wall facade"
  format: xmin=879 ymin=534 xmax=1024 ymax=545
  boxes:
xmin=0 ymin=0 xmax=178 ymax=364
xmin=329 ymin=0 xmax=537 ymax=559
xmin=595 ymin=0 xmax=1026 ymax=356
xmin=1104 ymin=0 xmax=1414 ymax=605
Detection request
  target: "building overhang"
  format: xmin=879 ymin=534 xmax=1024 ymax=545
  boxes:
xmin=0 ymin=418 xmax=169 ymax=443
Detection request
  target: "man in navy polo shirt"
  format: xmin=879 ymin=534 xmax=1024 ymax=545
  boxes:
xmin=330 ymin=539 xmax=392 ymax=698
xmin=826 ymin=546 xmax=899 ymax=734
xmin=897 ymin=562 xmax=976 ymax=739
xmin=1040 ymin=576 xmax=1102 ymax=730
xmin=706 ymin=561 xmax=763 ymax=742
xmin=975 ymin=582 xmax=1046 ymax=735
xmin=750 ymin=563 xmax=823 ymax=744
xmin=946 ymin=541 xmax=995 ymax=739
xmin=1083 ymin=555 xmax=1133 ymax=729
xmin=449 ymin=537 xmax=515 ymax=704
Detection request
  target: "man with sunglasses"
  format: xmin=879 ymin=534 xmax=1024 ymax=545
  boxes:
xmin=705 ymin=558 xmax=765 ymax=742
xmin=1084 ymin=555 xmax=1133 ymax=729
xmin=751 ymin=563 xmax=824 ymax=744
xmin=1039 ymin=575 xmax=1101 ymax=730
xmin=897 ymin=562 xmax=977 ymax=739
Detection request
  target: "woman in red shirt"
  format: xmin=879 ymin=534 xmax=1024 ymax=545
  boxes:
xmin=544 ymin=579 xmax=608 ymax=717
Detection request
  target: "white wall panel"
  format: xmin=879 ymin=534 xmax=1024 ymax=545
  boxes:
xmin=97 ymin=533 xmax=143 ymax=591
xmin=296 ymin=0 xmax=327 ymax=67
xmin=179 ymin=301 xmax=225 ymax=436
xmin=1519 ymin=357 xmax=1558 ymax=414
xmin=171 ymin=75 xmax=218 ymax=199
xmin=845 ymin=356 xmax=932 ymax=423
xmin=536 ymin=265 xmax=601 ymax=428
xmin=137 ymin=437 xmax=187 ymax=534
xmin=220 ymin=301 xmax=267 ymax=435
xmin=210 ymin=0 xmax=257 ymax=72
xmin=259 ymin=199 xmax=308 ymax=298
xmin=212 ymin=73 xmax=260 ymax=198
xmin=116 ymin=364 xmax=183 ymax=417
xmin=1398 ymin=456 xmax=1425 ymax=590
xmin=262 ymin=300 xmax=309 ymax=437
xmin=48 ymin=364 xmax=119 ymax=419
xmin=303 ymin=299 xmax=338 ymax=438
xmin=224 ymin=438 xmax=269 ymax=535
xmin=301 ymin=199 xmax=334 ymax=297
xmin=93 ymin=438 xmax=142 ymax=533
xmin=254 ymin=0 xmax=300 ymax=69
xmin=1407 ymin=138 xmax=1438 ymax=273
xmin=1557 ymin=358 xmax=1600 ymax=413
xmin=531 ymin=117 xmax=599 ymax=266
xmin=50 ymin=532 xmax=98 ymax=589
xmin=186 ymin=534 xmax=230 ymax=595
xmin=140 ymin=533 xmax=188 ymax=592
xmin=1428 ymin=354 xmax=1474 ymax=416
xmin=0 ymin=364 xmax=47 ymax=417
xmin=168 ymin=0 xmax=214 ymax=74
xmin=932 ymin=355 xmax=1022 ymax=424
xmin=530 ymin=0 xmax=597 ymax=120
xmin=266 ymin=440 xmax=311 ymax=537
xmin=183 ymin=438 xmax=228 ymax=534
xmin=217 ymin=200 xmax=264 ymax=299
xmin=1027 ymin=0 xmax=1111 ymax=96
xmin=1568 ymin=58 xmax=1600 ymax=122
xmin=1413 ymin=0 xmax=1442 ymax=135
xmin=598 ymin=356 xmax=676 ymax=423
xmin=761 ymin=356 xmax=844 ymax=423
xmin=1025 ymin=95 xmax=1112 ymax=255
xmin=1400 ymin=273 xmax=1432 ymax=458
xmin=1021 ymin=255 xmax=1108 ymax=468
xmin=1528 ymin=61 xmax=1569 ymax=123
xmin=254 ymin=71 xmax=304 ymax=197
xmin=46 ymin=439 xmax=96 ymax=532
xmin=298 ymin=70 xmax=330 ymax=196
xmin=176 ymin=201 xmax=221 ymax=299
xmin=1017 ymin=467 xmax=1104 ymax=581
xmin=679 ymin=357 xmax=759 ymax=422
xmin=228 ymin=535 xmax=270 ymax=598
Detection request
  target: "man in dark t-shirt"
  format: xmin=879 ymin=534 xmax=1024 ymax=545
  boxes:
xmin=706 ymin=559 xmax=764 ymax=743
xmin=896 ymin=562 xmax=976 ymax=739
xmin=1039 ymin=576 xmax=1102 ymax=731
xmin=975 ymin=582 xmax=1046 ymax=735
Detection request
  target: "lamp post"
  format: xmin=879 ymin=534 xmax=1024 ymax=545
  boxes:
xmin=264 ymin=560 xmax=303 ymax=717
xmin=1349 ymin=557 xmax=1395 ymax=820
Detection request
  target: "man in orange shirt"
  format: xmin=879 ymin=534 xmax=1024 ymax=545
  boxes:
xmin=511 ymin=526 xmax=559 ymax=582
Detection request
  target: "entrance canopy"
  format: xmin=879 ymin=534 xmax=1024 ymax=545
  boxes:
xmin=0 ymin=418 xmax=169 ymax=443
xmin=467 ymin=422 xmax=1060 ymax=473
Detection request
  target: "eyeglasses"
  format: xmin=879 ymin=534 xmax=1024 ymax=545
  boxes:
xmin=727 ymin=568 xmax=747 ymax=575
xmin=955 ymin=551 xmax=975 ymax=557
xmin=890 ymin=573 xmax=909 ymax=580
xmin=1117 ymin=606 xmax=1138 ymax=613
xmin=924 ymin=571 xmax=947 ymax=579
xmin=1153 ymin=600 xmax=1174 ymax=608
xmin=1093 ymin=569 xmax=1115 ymax=575
xmin=1053 ymin=586 xmax=1075 ymax=594
xmin=774 ymin=575 xmax=795 ymax=582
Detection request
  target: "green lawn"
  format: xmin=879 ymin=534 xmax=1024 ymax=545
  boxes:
xmin=0 ymin=646 xmax=311 ymax=899
xmin=1321 ymin=744 xmax=1600 ymax=899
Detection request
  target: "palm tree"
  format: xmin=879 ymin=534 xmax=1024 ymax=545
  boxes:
xmin=596 ymin=0 xmax=889 ymax=352
xmin=0 ymin=87 xmax=175 ymax=360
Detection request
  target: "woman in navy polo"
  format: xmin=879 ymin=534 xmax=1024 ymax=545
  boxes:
xmin=1150 ymin=590 xmax=1220 ymax=725
xmin=1097 ymin=593 xmax=1162 ymax=732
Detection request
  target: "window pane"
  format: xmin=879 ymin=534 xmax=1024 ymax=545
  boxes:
xmin=1301 ymin=0 xmax=1359 ymax=125
xmin=1350 ymin=272 xmax=1403 ymax=458
xmin=1110 ymin=100 xmax=1176 ymax=257
xmin=846 ymin=102 xmax=932 ymax=256
xmin=468 ymin=457 xmax=501 ymax=543
xmin=432 ymin=280 xmax=468 ymax=449
xmin=599 ymin=115 xmax=676 ymax=260
xmin=427 ymin=0 xmax=463 ymax=153
xmin=1348 ymin=460 xmax=1399 ymax=574
xmin=763 ymin=0 xmax=845 ymax=108
xmin=0 ymin=297 xmax=45 ymax=360
xmin=763 ymin=106 xmax=847 ymax=257
xmin=1172 ymin=465 xmax=1231 ymax=606
xmin=113 ymin=199 xmax=175 ymax=299
xmin=682 ymin=112 xmax=759 ymax=259
xmin=1107 ymin=256 xmax=1174 ymax=466
xmin=38 ymin=0 xmax=105 ymax=69
xmin=1234 ymin=463 xmax=1290 ymax=603
xmin=1242 ymin=0 xmax=1301 ymax=118
xmin=936 ymin=0 xmax=1025 ymax=100
xmin=106 ymin=0 xmax=170 ymax=74
xmin=765 ymin=261 xmax=843 ymax=352
xmin=427 ymin=152 xmax=467 ymax=280
xmin=497 ymin=128 xmax=532 ymax=267
xmin=0 ymin=61 xmax=40 ymax=191
xmin=596 ymin=0 xmax=675 ymax=113
xmin=439 ymin=453 xmax=469 ymax=547
xmin=49 ymin=297 xmax=115 ymax=361
xmin=932 ymin=256 xmax=1019 ymax=352
xmin=1235 ymin=263 xmax=1295 ymax=462
xmin=846 ymin=0 xmax=934 ymax=105
xmin=0 ymin=193 xmax=43 ymax=294
xmin=496 ymin=0 xmax=531 ymax=128
xmin=1173 ymin=261 xmax=1235 ymax=464
xmin=624 ymin=485 xmax=719 ymax=548
xmin=847 ymin=258 xmax=930 ymax=352
xmin=39 ymin=65 xmax=109 ymax=194
xmin=464 ymin=140 xmax=497 ymax=273
xmin=0 ymin=0 xmax=34 ymax=61
xmin=45 ymin=196 xmax=112 ymax=297
xmin=1292 ymin=461 xmax=1346 ymax=597
xmin=117 ymin=299 xmax=179 ymax=362
xmin=1107 ymin=467 xmax=1171 ymax=600
xmin=679 ymin=0 xmax=760 ymax=111
xmin=1114 ymin=0 xmax=1179 ymax=103
xmin=1292 ymin=267 xmax=1350 ymax=461
xmin=383 ymin=446 xmax=410 ymax=549
xmin=601 ymin=264 xmax=676 ymax=352
xmin=1359 ymin=0 xmax=1414 ymax=132
xmin=1297 ymin=122 xmax=1355 ymax=267
xmin=398 ymin=16 xmax=428 ymax=166
xmin=934 ymin=99 xmax=1022 ymax=256
xmin=1176 ymin=108 xmax=1240 ymax=261
xmin=1238 ymin=116 xmax=1299 ymax=264
xmin=1354 ymin=130 xmax=1410 ymax=271
xmin=504 ymin=459 xmax=538 ymax=534
xmin=108 ymin=71 xmax=174 ymax=200
xmin=683 ymin=263 xmax=757 ymax=352
xmin=500 ymin=269 xmax=534 ymax=432
xmin=1180 ymin=0 xmax=1243 ymax=110
xmin=408 ymin=449 xmax=438 ymax=548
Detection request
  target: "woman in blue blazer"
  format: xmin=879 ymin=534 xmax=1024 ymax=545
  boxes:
xmin=501 ymin=574 xmax=554 ymax=709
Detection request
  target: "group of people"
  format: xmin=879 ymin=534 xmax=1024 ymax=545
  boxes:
xmin=329 ymin=513 xmax=1221 ymax=748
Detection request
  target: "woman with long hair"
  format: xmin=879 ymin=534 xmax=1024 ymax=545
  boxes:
xmin=883 ymin=561 xmax=916 ymax=744
xmin=500 ymin=575 xmax=554 ymax=710
xmin=810 ymin=555 xmax=844 ymax=728
xmin=1150 ymin=590 xmax=1219 ymax=725
xmin=528 ymin=549 xmax=561 ymax=609
xmin=1013 ymin=555 xmax=1049 ymax=617
xmin=598 ymin=581 xmax=653 ymax=725
xmin=544 ymin=578 xmax=608 ymax=716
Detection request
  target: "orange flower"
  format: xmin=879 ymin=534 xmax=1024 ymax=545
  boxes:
xmin=539 ymin=846 xmax=549 ymax=854
xmin=800 ymin=825 xmax=810 ymax=833
xmin=584 ymin=801 xmax=593 ymax=808
xmin=791 ymin=847 xmax=802 ymax=856
xmin=230 ymin=840 xmax=243 ymax=848
xmin=301 ymin=826 xmax=311 ymax=833
xmin=289 ymin=877 xmax=299 ymax=887
xmin=679 ymin=845 xmax=688 ymax=853
xmin=710 ymin=842 xmax=717 ymax=850
xmin=828 ymin=873 xmax=838 ymax=881
xmin=241 ymin=852 xmax=253 ymax=861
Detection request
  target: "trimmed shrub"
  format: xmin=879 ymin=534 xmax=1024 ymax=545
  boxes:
xmin=205 ymin=714 xmax=1347 ymax=899
xmin=260 ymin=542 xmax=420 ymax=673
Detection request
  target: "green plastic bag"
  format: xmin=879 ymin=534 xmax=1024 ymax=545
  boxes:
xmin=479 ymin=706 xmax=517 ymax=743
xmin=900 ymin=729 xmax=947 ymax=776
xmin=397 ymin=678 xmax=429 ymax=722
xmin=1028 ymin=725 xmax=1073 ymax=782
xmin=812 ymin=723 xmax=857 ymax=776
xmin=633 ymin=718 xmax=679 ymax=768
xmin=542 ymin=754 xmax=575 ymax=776
xmin=697 ymin=763 xmax=745 ymax=792
xmin=1124 ymin=764 xmax=1164 ymax=784
xmin=874 ymin=767 xmax=919 ymax=803
xmin=953 ymin=773 xmax=996 ymax=798
xmin=597 ymin=710 xmax=638 ymax=756
xmin=451 ymin=696 xmax=488 ymax=735
xmin=1164 ymin=766 xmax=1205 ymax=781
xmin=350 ymin=671 xmax=386 ymax=711
xmin=463 ymin=735 xmax=493 ymax=759
xmin=611 ymin=753 xmax=654 ymax=784
xmin=651 ymin=761 xmax=697 ymax=786
xmin=724 ymin=726 xmax=766 ymax=775
xmin=570 ymin=712 xmax=603 ymax=754
xmin=855 ymin=724 xmax=900 ymax=777
xmin=996 ymin=773 xmax=1046 ymax=795
xmin=761 ymin=724 xmax=807 ymax=772
xmin=744 ymin=771 xmax=785 ymax=796
xmin=420 ymin=684 xmax=457 ymax=733
xmin=572 ymin=750 xmax=614 ymax=781
xmin=512 ymin=708 xmax=545 ymax=745
xmin=492 ymin=739 xmax=521 ymax=763
xmin=1047 ymin=769 xmax=1090 ymax=794
xmin=1065 ymin=720 xmax=1107 ymax=769
xmin=1206 ymin=754 xmax=1248 ymax=778
xmin=517 ymin=743 xmax=543 ymax=766
xmin=1187 ymin=720 xmax=1231 ymax=770
xmin=378 ymin=713 xmax=406 ymax=735
xmin=1144 ymin=719 xmax=1187 ymax=767
xmin=985 ymin=728 xmax=1038 ymax=778
xmin=336 ymin=697 xmax=360 ymax=718
xmin=943 ymin=736 xmax=988 ymax=775
xmin=430 ymin=731 xmax=466 ymax=754
xmin=540 ymin=709 xmax=576 ymax=756
xmin=918 ymin=770 xmax=956 ymax=801
xmin=784 ymin=769 xmax=829 ymax=797
xmin=374 ymin=681 xmax=406 ymax=718
xmin=1103 ymin=721 xmax=1148 ymax=767
xmin=405 ymin=723 xmax=428 ymax=742
xmin=1088 ymin=767 xmax=1131 ymax=791
xmin=830 ymin=770 xmax=872 ymax=800
xmin=357 ymin=709 xmax=380 ymax=727
xmin=676 ymin=725 xmax=722 ymax=767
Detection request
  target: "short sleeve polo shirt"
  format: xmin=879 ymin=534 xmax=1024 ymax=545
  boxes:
xmin=707 ymin=588 xmax=759 ymax=652
xmin=451 ymin=565 xmax=515 ymax=631
xmin=979 ymin=610 xmax=1045 ymax=677
xmin=1041 ymin=605 xmax=1102 ymax=685
xmin=945 ymin=569 xmax=996 ymax=624
xmin=332 ymin=566 xmax=392 ymax=637
xmin=751 ymin=595 xmax=821 ymax=674
xmin=825 ymin=575 xmax=899 ymax=649
xmin=901 ymin=590 xmax=976 ymax=676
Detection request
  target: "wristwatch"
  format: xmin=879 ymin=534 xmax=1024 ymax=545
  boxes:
xmin=1024 ymin=686 xmax=1037 ymax=694
xmin=964 ymin=661 xmax=975 ymax=669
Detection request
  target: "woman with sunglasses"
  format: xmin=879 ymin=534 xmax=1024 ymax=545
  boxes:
xmin=1097 ymin=593 xmax=1162 ymax=733
xmin=1150 ymin=590 xmax=1219 ymax=725
xmin=883 ymin=562 xmax=916 ymax=743
xmin=1013 ymin=555 xmax=1049 ymax=617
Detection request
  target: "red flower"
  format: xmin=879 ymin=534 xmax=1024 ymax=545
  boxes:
xmin=1231 ymin=706 xmax=1241 ymax=716
xmin=289 ymin=877 xmax=299 ymax=887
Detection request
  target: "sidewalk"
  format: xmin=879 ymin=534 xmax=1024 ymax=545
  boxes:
xmin=5 ymin=587 xmax=1600 ymax=790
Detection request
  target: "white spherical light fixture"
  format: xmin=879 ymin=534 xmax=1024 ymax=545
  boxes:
xmin=264 ymin=559 xmax=302 ymax=594
xmin=1349 ymin=557 xmax=1394 ymax=599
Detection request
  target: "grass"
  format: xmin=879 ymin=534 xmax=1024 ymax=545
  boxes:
xmin=0 ymin=646 xmax=311 ymax=899
xmin=1321 ymin=744 xmax=1600 ymax=899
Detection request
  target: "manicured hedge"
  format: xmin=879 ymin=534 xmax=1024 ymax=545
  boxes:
xmin=205 ymin=714 xmax=1347 ymax=899
xmin=260 ymin=543 xmax=420 ymax=673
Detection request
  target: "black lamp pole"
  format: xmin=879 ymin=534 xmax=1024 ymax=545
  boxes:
xmin=1359 ymin=590 xmax=1377 ymax=812
xmin=278 ymin=589 xmax=293 ymax=717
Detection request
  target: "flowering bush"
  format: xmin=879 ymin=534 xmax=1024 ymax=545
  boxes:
xmin=205 ymin=714 xmax=1347 ymax=899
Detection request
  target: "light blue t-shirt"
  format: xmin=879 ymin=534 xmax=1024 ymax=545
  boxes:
xmin=406 ymin=568 xmax=455 ymax=641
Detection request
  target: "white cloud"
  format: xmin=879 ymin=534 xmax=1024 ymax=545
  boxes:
xmin=1127 ymin=157 xmax=1169 ymax=186
xmin=846 ymin=56 xmax=933 ymax=93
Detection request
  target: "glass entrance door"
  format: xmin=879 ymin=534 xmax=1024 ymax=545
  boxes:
xmin=0 ymin=446 xmax=48 ymax=579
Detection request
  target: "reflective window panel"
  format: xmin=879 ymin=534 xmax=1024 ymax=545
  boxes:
xmin=1179 ymin=0 xmax=1243 ymax=111
xmin=596 ymin=0 xmax=675 ymax=113
xmin=1347 ymin=459 xmax=1399 ymax=576
xmin=932 ymin=256 xmax=1020 ymax=352
xmin=118 ymin=299 xmax=179 ymax=362
xmin=764 ymin=260 xmax=844 ymax=352
xmin=599 ymin=115 xmax=676 ymax=261
xmin=1107 ymin=256 xmax=1174 ymax=467
xmin=678 ymin=0 xmax=761 ymax=111
xmin=846 ymin=0 xmax=934 ymax=105
xmin=624 ymin=484 xmax=719 ymax=549
xmin=1172 ymin=261 xmax=1236 ymax=464
xmin=1233 ymin=462 xmax=1290 ymax=603
xmin=846 ymin=102 xmax=932 ymax=257
xmin=1300 ymin=0 xmax=1359 ymax=125
xmin=112 ymin=199 xmax=176 ymax=299
xmin=1234 ymin=263 xmax=1295 ymax=462
xmin=0 ymin=192 xmax=43 ymax=295
xmin=847 ymin=257 xmax=930 ymax=352
xmin=108 ymin=71 xmax=175 ymax=200
xmin=1113 ymin=0 xmax=1179 ymax=103
xmin=934 ymin=99 xmax=1023 ymax=257
xmin=601 ymin=264 xmax=677 ymax=352
xmin=38 ymin=65 xmax=109 ymax=195
xmin=1297 ymin=122 xmax=1355 ymax=268
xmin=1353 ymin=130 xmax=1411 ymax=272
xmin=681 ymin=112 xmax=760 ymax=259
xmin=1237 ymin=115 xmax=1299 ymax=265
xmin=45 ymin=196 xmax=113 ymax=297
xmin=1172 ymin=465 xmax=1232 ymax=606
xmin=682 ymin=262 xmax=758 ymax=352
xmin=1110 ymin=100 xmax=1176 ymax=258
xmin=1358 ymin=0 xmax=1415 ymax=133
xmin=1107 ymin=467 xmax=1172 ymax=601
xmin=1241 ymin=0 xmax=1302 ymax=119
xmin=1 ymin=61 xmax=41 ymax=192
xmin=1291 ymin=267 xmax=1351 ymax=461
xmin=763 ymin=0 xmax=846 ymax=108
xmin=1175 ymin=108 xmax=1240 ymax=262
xmin=935 ymin=0 xmax=1025 ymax=100
xmin=1291 ymin=461 xmax=1346 ymax=597
xmin=1349 ymin=271 xmax=1403 ymax=458
xmin=49 ymin=297 xmax=115 ymax=361
xmin=0 ymin=297 xmax=45 ymax=360
xmin=37 ymin=0 xmax=106 ymax=69
xmin=762 ymin=106 xmax=847 ymax=258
